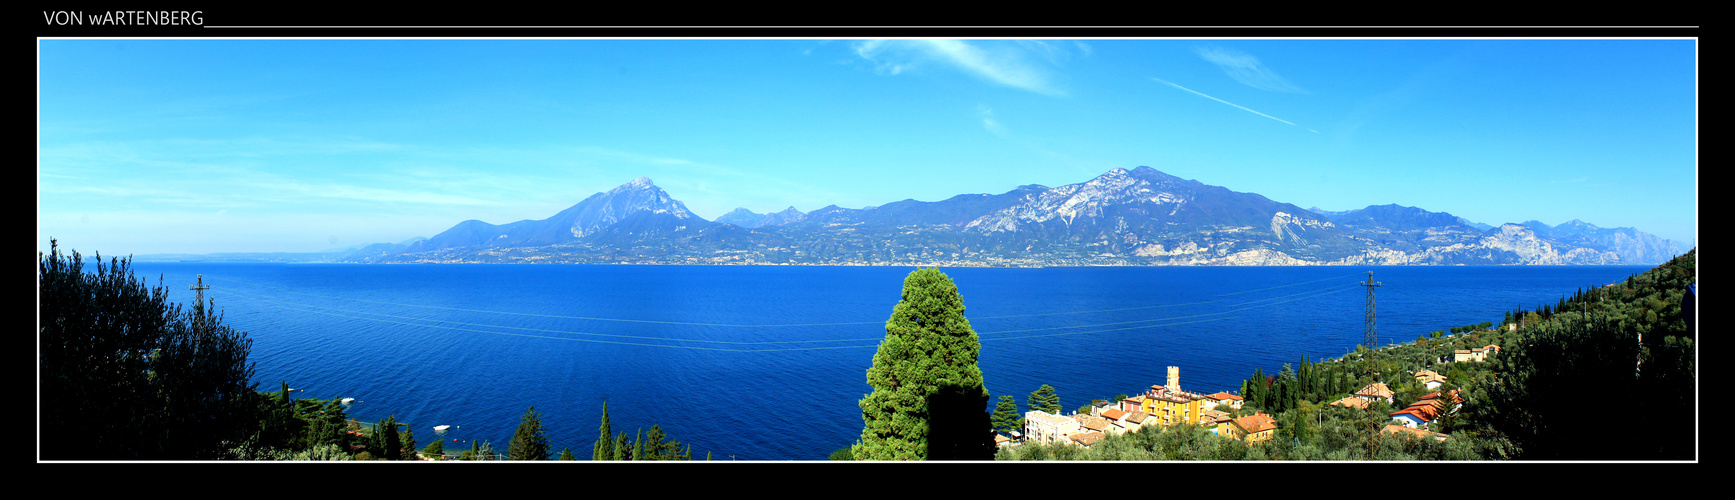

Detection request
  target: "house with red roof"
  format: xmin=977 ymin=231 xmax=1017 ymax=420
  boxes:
xmin=1218 ymin=411 xmax=1277 ymax=443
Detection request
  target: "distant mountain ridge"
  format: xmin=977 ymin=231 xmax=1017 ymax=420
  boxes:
xmin=714 ymin=206 xmax=806 ymax=228
xmin=408 ymin=177 xmax=697 ymax=252
xmin=346 ymin=167 xmax=1687 ymax=266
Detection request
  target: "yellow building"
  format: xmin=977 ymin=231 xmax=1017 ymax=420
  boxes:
xmin=1218 ymin=412 xmax=1278 ymax=443
xmin=1135 ymin=384 xmax=1204 ymax=428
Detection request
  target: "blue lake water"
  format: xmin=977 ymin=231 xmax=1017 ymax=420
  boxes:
xmin=122 ymin=262 xmax=1651 ymax=460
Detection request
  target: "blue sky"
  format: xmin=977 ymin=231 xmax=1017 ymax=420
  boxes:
xmin=38 ymin=38 xmax=1697 ymax=255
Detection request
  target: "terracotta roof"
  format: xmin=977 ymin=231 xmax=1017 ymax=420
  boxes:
xmin=1125 ymin=411 xmax=1150 ymax=423
xmin=1207 ymin=391 xmax=1244 ymax=401
xmin=1392 ymin=401 xmax=1443 ymax=422
xmin=1233 ymin=412 xmax=1277 ymax=433
xmin=1419 ymin=389 xmax=1463 ymax=405
xmin=1332 ymin=396 xmax=1371 ymax=409
xmin=1199 ymin=409 xmax=1230 ymax=424
xmin=1100 ymin=408 xmax=1127 ymax=420
xmin=1074 ymin=415 xmax=1110 ymax=432
xmin=1356 ymin=382 xmax=1394 ymax=398
xmin=1069 ymin=431 xmax=1105 ymax=446
xmin=1414 ymin=370 xmax=1445 ymax=384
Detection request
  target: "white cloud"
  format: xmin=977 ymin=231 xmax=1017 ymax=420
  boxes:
xmin=979 ymin=104 xmax=1008 ymax=138
xmin=852 ymin=39 xmax=1070 ymax=96
xmin=1193 ymin=45 xmax=1306 ymax=94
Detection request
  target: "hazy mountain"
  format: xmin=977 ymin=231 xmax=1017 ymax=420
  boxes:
xmin=715 ymin=206 xmax=806 ymax=228
xmin=352 ymin=168 xmax=1686 ymax=266
xmin=411 ymin=177 xmax=699 ymax=252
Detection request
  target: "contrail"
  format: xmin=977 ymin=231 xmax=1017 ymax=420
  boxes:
xmin=1153 ymin=77 xmax=1319 ymax=133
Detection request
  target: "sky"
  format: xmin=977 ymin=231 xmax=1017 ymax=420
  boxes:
xmin=37 ymin=37 xmax=1698 ymax=255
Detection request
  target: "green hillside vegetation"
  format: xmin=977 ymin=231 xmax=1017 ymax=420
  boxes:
xmin=997 ymin=249 xmax=1695 ymax=461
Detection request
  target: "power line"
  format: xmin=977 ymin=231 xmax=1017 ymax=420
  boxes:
xmin=221 ymin=286 xmax=1255 ymax=350
xmin=208 ymin=272 xmax=1363 ymax=351
xmin=220 ymin=276 xmax=1226 ymax=327
xmin=1215 ymin=272 xmax=1366 ymax=297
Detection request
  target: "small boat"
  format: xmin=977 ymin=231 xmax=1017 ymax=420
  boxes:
xmin=433 ymin=425 xmax=450 ymax=432
xmin=341 ymin=398 xmax=356 ymax=404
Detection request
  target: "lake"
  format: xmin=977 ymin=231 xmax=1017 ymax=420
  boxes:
xmin=122 ymin=262 xmax=1652 ymax=460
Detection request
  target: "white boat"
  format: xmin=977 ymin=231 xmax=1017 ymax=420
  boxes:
xmin=341 ymin=398 xmax=356 ymax=404
xmin=433 ymin=425 xmax=450 ymax=432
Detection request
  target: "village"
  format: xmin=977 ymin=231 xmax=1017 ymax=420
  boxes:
xmin=1001 ymin=342 xmax=1499 ymax=452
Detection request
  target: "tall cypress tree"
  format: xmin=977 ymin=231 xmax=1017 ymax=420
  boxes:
xmin=593 ymin=401 xmax=613 ymax=461
xmin=853 ymin=267 xmax=993 ymax=460
xmin=507 ymin=405 xmax=550 ymax=460
xmin=375 ymin=415 xmax=401 ymax=460
xmin=400 ymin=423 xmax=417 ymax=460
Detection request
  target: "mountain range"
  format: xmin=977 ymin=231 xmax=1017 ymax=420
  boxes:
xmin=343 ymin=166 xmax=1686 ymax=266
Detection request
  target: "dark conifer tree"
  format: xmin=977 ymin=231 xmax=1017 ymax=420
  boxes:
xmin=1028 ymin=384 xmax=1061 ymax=415
xmin=38 ymin=241 xmax=259 ymax=459
xmin=378 ymin=415 xmax=401 ymax=460
xmin=507 ymin=406 xmax=551 ymax=460
xmin=400 ymin=424 xmax=417 ymax=460
xmin=991 ymin=395 xmax=1022 ymax=434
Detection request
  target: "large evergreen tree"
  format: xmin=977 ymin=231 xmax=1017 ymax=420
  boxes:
xmin=853 ymin=267 xmax=994 ymax=460
xmin=376 ymin=415 xmax=401 ymax=460
xmin=507 ymin=405 xmax=551 ymax=461
xmin=1028 ymin=384 xmax=1061 ymax=415
xmin=39 ymin=240 xmax=259 ymax=459
xmin=991 ymin=395 xmax=1021 ymax=434
xmin=400 ymin=424 xmax=417 ymax=460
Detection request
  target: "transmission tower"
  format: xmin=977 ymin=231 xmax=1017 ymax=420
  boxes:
xmin=190 ymin=274 xmax=210 ymax=326
xmin=1362 ymin=271 xmax=1381 ymax=347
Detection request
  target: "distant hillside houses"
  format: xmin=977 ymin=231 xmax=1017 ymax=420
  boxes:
xmin=1008 ymin=365 xmax=1478 ymax=453
xmin=1414 ymin=370 xmax=1446 ymax=389
xmin=1354 ymin=382 xmax=1395 ymax=405
xmin=1218 ymin=411 xmax=1278 ymax=443
xmin=1390 ymin=389 xmax=1463 ymax=429
xmin=1018 ymin=366 xmax=1235 ymax=448
xmin=1453 ymin=345 xmax=1500 ymax=363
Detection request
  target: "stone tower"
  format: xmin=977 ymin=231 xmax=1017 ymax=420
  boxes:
xmin=1166 ymin=366 xmax=1180 ymax=392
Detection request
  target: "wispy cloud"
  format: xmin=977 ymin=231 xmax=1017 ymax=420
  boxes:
xmin=978 ymin=104 xmax=1008 ymax=138
xmin=1193 ymin=45 xmax=1307 ymax=94
xmin=852 ymin=40 xmax=1070 ymax=96
xmin=1151 ymin=77 xmax=1319 ymax=134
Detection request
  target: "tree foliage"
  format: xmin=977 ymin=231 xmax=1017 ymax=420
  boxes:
xmin=991 ymin=394 xmax=1022 ymax=434
xmin=1028 ymin=384 xmax=1061 ymax=415
xmin=508 ymin=406 xmax=551 ymax=460
xmin=1464 ymin=249 xmax=1694 ymax=460
xmin=594 ymin=401 xmax=614 ymax=460
xmin=39 ymin=240 xmax=260 ymax=460
xmin=853 ymin=267 xmax=994 ymax=461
